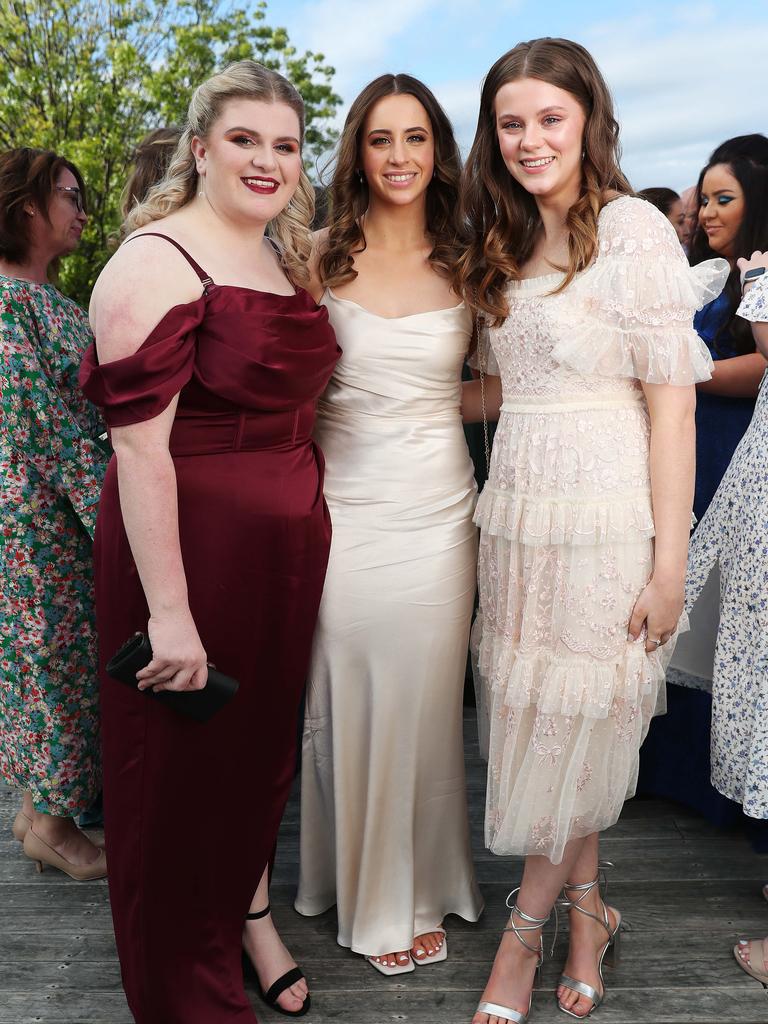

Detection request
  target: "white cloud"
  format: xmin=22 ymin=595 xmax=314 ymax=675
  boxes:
xmin=287 ymin=0 xmax=441 ymax=95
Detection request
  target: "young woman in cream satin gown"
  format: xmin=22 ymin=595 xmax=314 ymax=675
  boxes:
xmin=295 ymin=74 xmax=483 ymax=974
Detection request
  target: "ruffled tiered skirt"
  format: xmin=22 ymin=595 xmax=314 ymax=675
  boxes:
xmin=474 ymin=391 xmax=684 ymax=863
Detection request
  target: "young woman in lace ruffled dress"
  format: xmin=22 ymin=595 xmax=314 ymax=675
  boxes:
xmin=456 ymin=39 xmax=728 ymax=1023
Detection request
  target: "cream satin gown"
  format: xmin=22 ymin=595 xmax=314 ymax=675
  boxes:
xmin=295 ymin=289 xmax=483 ymax=956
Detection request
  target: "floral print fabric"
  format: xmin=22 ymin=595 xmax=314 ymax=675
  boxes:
xmin=685 ymin=274 xmax=768 ymax=819
xmin=472 ymin=197 xmax=728 ymax=862
xmin=0 ymin=275 xmax=107 ymax=814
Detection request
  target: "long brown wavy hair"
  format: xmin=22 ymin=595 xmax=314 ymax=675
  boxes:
xmin=455 ymin=38 xmax=632 ymax=324
xmin=319 ymin=74 xmax=463 ymax=288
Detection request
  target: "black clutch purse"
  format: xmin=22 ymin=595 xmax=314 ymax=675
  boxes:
xmin=106 ymin=632 xmax=239 ymax=722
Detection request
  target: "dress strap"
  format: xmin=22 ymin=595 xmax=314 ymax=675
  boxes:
xmin=125 ymin=232 xmax=214 ymax=294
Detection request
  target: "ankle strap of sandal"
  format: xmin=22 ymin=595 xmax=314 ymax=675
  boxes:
xmin=558 ymin=861 xmax=614 ymax=937
xmin=503 ymin=887 xmax=551 ymax=960
xmin=246 ymin=904 xmax=271 ymax=921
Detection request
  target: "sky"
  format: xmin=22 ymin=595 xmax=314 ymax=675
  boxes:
xmin=275 ymin=0 xmax=767 ymax=191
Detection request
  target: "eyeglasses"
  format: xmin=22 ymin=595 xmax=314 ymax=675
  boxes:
xmin=55 ymin=185 xmax=85 ymax=213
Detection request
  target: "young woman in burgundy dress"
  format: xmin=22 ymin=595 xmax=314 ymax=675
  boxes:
xmin=80 ymin=61 xmax=339 ymax=1024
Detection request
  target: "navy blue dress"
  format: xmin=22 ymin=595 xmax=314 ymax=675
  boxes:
xmin=693 ymin=294 xmax=756 ymax=519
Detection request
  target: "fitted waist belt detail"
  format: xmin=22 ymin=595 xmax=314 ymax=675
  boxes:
xmin=501 ymin=394 xmax=645 ymax=414
xmin=168 ymin=404 xmax=316 ymax=456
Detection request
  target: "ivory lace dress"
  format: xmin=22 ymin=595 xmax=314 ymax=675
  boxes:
xmin=472 ymin=197 xmax=728 ymax=863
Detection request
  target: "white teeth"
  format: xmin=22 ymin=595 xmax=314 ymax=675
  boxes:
xmin=386 ymin=173 xmax=415 ymax=182
xmin=243 ymin=178 xmax=277 ymax=187
xmin=521 ymin=157 xmax=554 ymax=167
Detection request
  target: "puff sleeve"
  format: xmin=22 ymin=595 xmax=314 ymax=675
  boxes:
xmin=551 ymin=197 xmax=729 ymax=385
xmin=79 ymin=298 xmax=205 ymax=427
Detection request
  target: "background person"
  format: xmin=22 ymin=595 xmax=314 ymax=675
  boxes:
xmin=685 ymin=252 xmax=768 ymax=986
xmin=0 ymin=147 xmax=108 ymax=880
xmin=295 ymin=73 xmax=483 ymax=976
xmin=120 ymin=125 xmax=182 ymax=221
xmin=81 ymin=61 xmax=339 ymax=1023
xmin=637 ymin=187 xmax=686 ymax=242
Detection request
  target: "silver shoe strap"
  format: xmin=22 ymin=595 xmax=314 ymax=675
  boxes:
xmin=558 ymin=861 xmax=614 ymax=939
xmin=503 ymin=886 xmax=550 ymax=959
xmin=477 ymin=1000 xmax=527 ymax=1023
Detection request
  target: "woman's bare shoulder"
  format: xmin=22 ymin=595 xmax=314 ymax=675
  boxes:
xmin=89 ymin=230 xmax=204 ymax=360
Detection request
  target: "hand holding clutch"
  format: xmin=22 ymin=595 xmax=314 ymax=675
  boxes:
xmin=106 ymin=632 xmax=239 ymax=722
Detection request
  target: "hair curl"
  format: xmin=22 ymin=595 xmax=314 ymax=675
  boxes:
xmin=688 ymin=134 xmax=768 ymax=356
xmin=454 ymin=38 xmax=632 ymax=325
xmin=123 ymin=60 xmax=315 ymax=286
xmin=318 ymin=73 xmax=463 ymax=288
xmin=0 ymin=147 xmax=86 ymax=264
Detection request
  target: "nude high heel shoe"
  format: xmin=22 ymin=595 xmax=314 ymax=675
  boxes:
xmin=22 ymin=827 xmax=107 ymax=881
xmin=12 ymin=810 xmax=33 ymax=843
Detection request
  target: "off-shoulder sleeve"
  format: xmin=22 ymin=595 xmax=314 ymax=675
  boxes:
xmin=551 ymin=197 xmax=729 ymax=385
xmin=79 ymin=299 xmax=204 ymax=426
xmin=737 ymin=272 xmax=768 ymax=322
xmin=467 ymin=318 xmax=500 ymax=375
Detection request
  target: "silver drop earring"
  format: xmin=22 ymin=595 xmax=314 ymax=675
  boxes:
xmin=356 ymin=169 xmax=364 ymax=184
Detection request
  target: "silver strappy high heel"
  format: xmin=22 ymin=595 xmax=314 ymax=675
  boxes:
xmin=556 ymin=863 xmax=622 ymax=1019
xmin=476 ymin=888 xmax=551 ymax=1024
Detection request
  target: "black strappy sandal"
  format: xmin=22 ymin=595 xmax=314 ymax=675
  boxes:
xmin=242 ymin=905 xmax=311 ymax=1018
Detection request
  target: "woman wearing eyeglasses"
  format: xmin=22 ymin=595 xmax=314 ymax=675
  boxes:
xmin=0 ymin=147 xmax=109 ymax=880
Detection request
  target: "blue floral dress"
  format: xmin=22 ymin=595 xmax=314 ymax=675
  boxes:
xmin=0 ymin=275 xmax=108 ymax=815
xmin=686 ymin=275 xmax=768 ymax=819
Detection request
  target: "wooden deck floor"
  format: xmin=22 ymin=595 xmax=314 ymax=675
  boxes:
xmin=1 ymin=710 xmax=767 ymax=1023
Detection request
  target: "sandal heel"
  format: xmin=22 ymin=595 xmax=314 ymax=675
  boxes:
xmin=603 ymin=926 xmax=621 ymax=968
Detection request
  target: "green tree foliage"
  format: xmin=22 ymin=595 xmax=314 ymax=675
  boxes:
xmin=0 ymin=0 xmax=342 ymax=303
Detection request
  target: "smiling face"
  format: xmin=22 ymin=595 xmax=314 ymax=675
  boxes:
xmin=192 ymin=97 xmax=303 ymax=225
xmin=494 ymin=77 xmax=586 ymax=207
xmin=359 ymin=93 xmax=435 ymax=209
xmin=699 ymin=163 xmax=745 ymax=260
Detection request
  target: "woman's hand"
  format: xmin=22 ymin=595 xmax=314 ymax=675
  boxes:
xmin=628 ymin=576 xmax=684 ymax=654
xmin=737 ymin=250 xmax=768 ymax=290
xmin=137 ymin=609 xmax=209 ymax=693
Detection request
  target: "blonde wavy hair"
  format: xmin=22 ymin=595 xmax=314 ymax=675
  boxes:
xmin=123 ymin=60 xmax=315 ymax=285
xmin=455 ymin=38 xmax=632 ymax=325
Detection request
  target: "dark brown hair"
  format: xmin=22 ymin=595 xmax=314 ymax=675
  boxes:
xmin=455 ymin=38 xmax=632 ymax=325
xmin=319 ymin=73 xmax=463 ymax=287
xmin=0 ymin=147 xmax=87 ymax=264
xmin=688 ymin=134 xmax=768 ymax=355
xmin=637 ymin=187 xmax=680 ymax=218
xmin=120 ymin=126 xmax=182 ymax=222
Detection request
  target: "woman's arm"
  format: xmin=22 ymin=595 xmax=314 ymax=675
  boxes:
xmin=628 ymin=382 xmax=696 ymax=652
xmin=737 ymin=251 xmax=768 ymax=360
xmin=90 ymin=238 xmax=207 ymax=692
xmin=695 ymin=351 xmax=766 ymax=397
xmin=461 ymin=374 xmax=502 ymax=424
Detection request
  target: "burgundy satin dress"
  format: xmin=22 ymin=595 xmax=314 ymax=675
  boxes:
xmin=79 ymin=235 xmax=340 ymax=1024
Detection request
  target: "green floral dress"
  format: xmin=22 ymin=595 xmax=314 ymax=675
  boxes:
xmin=0 ymin=275 xmax=108 ymax=815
